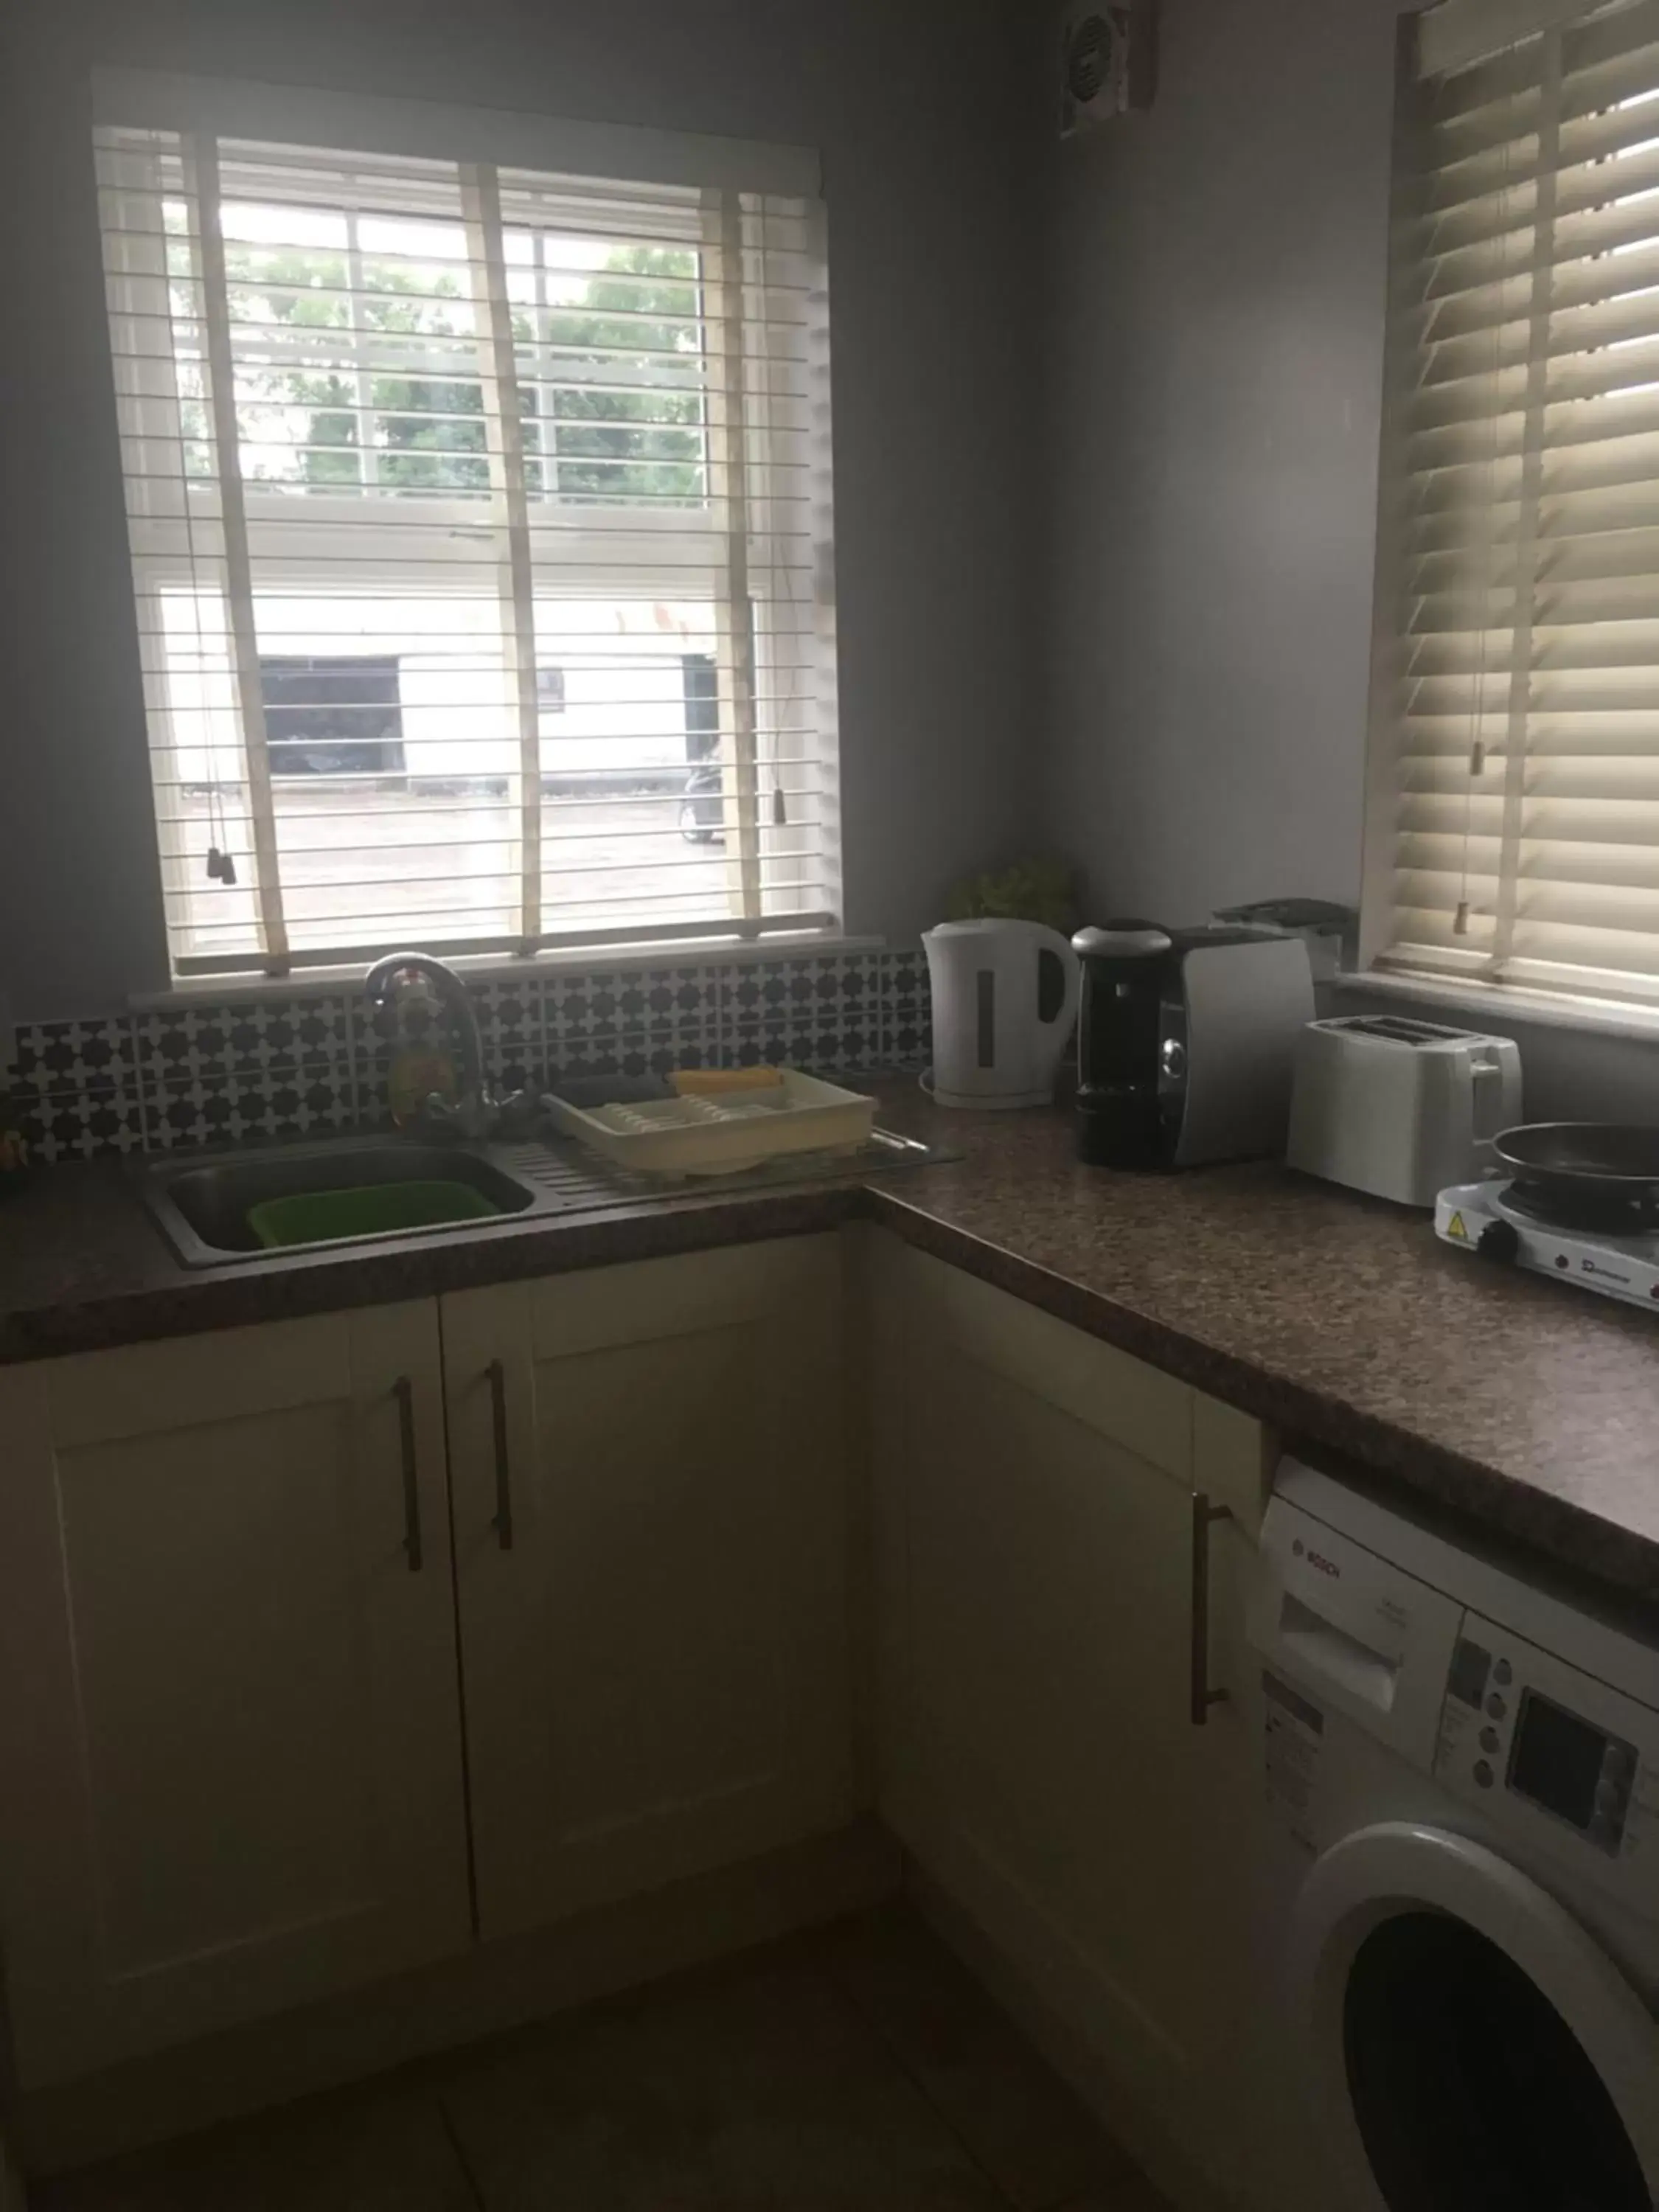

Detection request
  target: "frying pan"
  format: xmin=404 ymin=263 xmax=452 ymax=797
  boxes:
xmin=1492 ymin=1124 xmax=1659 ymax=1227
xmin=1493 ymin=1124 xmax=1659 ymax=1189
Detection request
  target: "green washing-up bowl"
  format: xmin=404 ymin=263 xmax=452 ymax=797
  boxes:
xmin=247 ymin=1179 xmax=504 ymax=1250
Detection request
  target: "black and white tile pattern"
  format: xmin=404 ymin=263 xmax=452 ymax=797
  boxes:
xmin=3 ymin=1018 xmax=148 ymax=1165
xmin=8 ymin=1086 xmax=148 ymax=1166
xmin=468 ymin=978 xmax=544 ymax=1095
xmin=717 ymin=950 xmax=883 ymax=1076
xmin=8 ymin=1016 xmax=138 ymax=1092
xmin=882 ymin=947 xmax=929 ymax=1072
xmin=136 ymin=996 xmax=359 ymax=1150
xmin=1 ymin=947 xmax=932 ymax=1164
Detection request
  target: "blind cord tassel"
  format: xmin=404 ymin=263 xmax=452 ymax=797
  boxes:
xmin=1453 ymin=900 xmax=1470 ymax=937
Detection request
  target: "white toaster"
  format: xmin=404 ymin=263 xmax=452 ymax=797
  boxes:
xmin=1286 ymin=1015 xmax=1523 ymax=1207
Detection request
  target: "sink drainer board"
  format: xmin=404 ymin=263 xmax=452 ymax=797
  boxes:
xmin=496 ymin=1123 xmax=939 ymax=1213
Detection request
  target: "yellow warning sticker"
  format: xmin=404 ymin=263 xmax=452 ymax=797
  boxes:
xmin=1446 ymin=1211 xmax=1468 ymax=1242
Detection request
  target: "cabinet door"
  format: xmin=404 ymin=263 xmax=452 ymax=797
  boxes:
xmin=443 ymin=1236 xmax=856 ymax=1939
xmin=0 ymin=1305 xmax=471 ymax=2087
xmin=872 ymin=1239 xmax=1257 ymax=2141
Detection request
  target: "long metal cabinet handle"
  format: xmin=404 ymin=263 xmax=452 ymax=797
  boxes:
xmin=394 ymin=1375 xmax=423 ymax=1572
xmin=1190 ymin=1491 xmax=1233 ymax=1726
xmin=486 ymin=1359 xmax=514 ymax=1550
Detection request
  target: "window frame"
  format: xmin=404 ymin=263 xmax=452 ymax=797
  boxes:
xmin=95 ymin=69 xmax=835 ymax=981
xmin=1358 ymin=0 xmax=1659 ymax=1029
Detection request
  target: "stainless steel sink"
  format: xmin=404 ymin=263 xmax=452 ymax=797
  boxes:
xmin=139 ymin=1134 xmax=544 ymax=1267
xmin=137 ymin=1121 xmax=947 ymax=1269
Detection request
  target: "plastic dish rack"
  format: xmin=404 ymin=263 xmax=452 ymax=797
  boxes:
xmin=544 ymin=1069 xmax=878 ymax=1177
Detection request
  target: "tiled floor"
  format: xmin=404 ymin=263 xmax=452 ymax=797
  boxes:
xmin=35 ymin=1907 xmax=1173 ymax=2212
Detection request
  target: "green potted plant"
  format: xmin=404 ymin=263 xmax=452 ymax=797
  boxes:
xmin=944 ymin=858 xmax=1079 ymax=936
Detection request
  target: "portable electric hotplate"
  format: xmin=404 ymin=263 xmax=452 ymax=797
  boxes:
xmin=1436 ymin=1121 xmax=1659 ymax=1312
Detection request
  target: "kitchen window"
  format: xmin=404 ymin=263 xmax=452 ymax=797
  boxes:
xmin=1361 ymin=0 xmax=1659 ymax=1016
xmin=94 ymin=72 xmax=837 ymax=978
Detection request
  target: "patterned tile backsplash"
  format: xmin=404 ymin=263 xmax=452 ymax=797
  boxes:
xmin=2 ymin=947 xmax=931 ymax=1164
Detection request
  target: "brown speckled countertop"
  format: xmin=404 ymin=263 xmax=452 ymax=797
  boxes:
xmin=4 ymin=1083 xmax=1658 ymax=1607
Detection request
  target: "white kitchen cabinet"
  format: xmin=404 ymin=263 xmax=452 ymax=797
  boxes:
xmin=0 ymin=1305 xmax=472 ymax=2087
xmin=869 ymin=1234 xmax=1262 ymax=2163
xmin=442 ymin=1234 xmax=858 ymax=1938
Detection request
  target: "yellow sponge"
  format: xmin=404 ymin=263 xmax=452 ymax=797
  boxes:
xmin=671 ymin=1066 xmax=785 ymax=1096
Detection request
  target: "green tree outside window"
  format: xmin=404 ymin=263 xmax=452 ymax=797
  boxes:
xmin=170 ymin=220 xmax=707 ymax=505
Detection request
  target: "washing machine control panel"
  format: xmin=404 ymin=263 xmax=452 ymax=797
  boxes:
xmin=1436 ymin=1614 xmax=1659 ymax=1899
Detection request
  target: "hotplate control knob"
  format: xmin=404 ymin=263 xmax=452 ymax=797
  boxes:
xmin=1477 ymin=1219 xmax=1520 ymax=1263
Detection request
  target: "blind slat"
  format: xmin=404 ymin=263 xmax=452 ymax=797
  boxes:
xmin=1420 ymin=4 xmax=1659 ymax=138
xmin=1413 ymin=577 xmax=1659 ymax=630
xmin=1416 ymin=87 xmax=1659 ymax=219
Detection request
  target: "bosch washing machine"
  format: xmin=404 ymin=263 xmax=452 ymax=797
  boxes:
xmin=1244 ymin=1461 xmax=1659 ymax=2212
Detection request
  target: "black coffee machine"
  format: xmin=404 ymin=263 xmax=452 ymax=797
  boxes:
xmin=1070 ymin=921 xmax=1315 ymax=1169
xmin=1070 ymin=922 xmax=1178 ymax=1167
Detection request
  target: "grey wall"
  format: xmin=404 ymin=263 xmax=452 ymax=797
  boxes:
xmin=0 ymin=0 xmax=1037 ymax=1020
xmin=1318 ymin=986 xmax=1659 ymax=1121
xmin=1039 ymin=0 xmax=1409 ymax=928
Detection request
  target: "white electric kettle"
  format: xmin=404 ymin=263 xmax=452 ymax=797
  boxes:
xmin=922 ymin=918 xmax=1081 ymax=1109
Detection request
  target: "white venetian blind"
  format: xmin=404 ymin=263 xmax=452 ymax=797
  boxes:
xmin=94 ymin=78 xmax=837 ymax=977
xmin=1364 ymin=0 xmax=1659 ymax=1008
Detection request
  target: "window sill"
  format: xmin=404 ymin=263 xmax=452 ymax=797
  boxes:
xmin=1336 ymin=968 xmax=1659 ymax=1046
xmin=128 ymin=933 xmax=891 ymax=1012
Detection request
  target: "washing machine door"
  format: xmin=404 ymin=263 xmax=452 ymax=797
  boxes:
xmin=1287 ymin=1821 xmax=1659 ymax=2212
